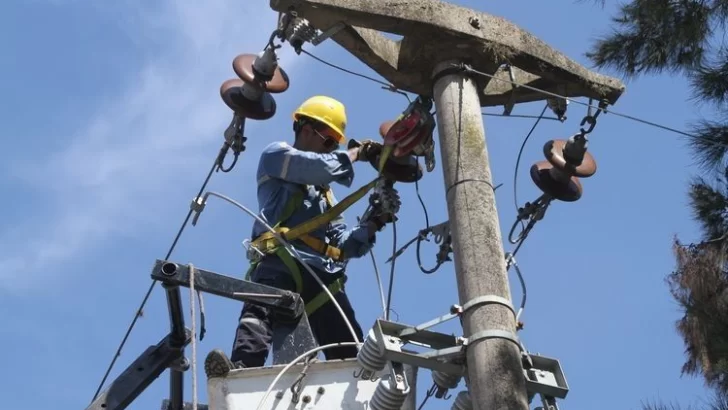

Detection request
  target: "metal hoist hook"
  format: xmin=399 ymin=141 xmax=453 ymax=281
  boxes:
xmin=579 ymin=98 xmax=608 ymax=136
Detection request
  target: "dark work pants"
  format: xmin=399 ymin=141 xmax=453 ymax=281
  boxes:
xmin=231 ymin=256 xmax=365 ymax=367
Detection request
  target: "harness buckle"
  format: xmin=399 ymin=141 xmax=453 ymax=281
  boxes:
xmin=242 ymin=239 xmax=264 ymax=262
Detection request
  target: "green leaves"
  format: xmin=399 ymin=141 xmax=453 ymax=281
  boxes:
xmin=582 ymin=0 xmax=728 ymax=397
xmin=586 ymin=0 xmax=713 ymax=76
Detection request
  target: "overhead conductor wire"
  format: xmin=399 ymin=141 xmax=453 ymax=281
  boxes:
xmin=97 ymin=36 xmax=700 ymax=405
xmin=304 ymin=49 xmax=699 ymax=138
xmin=298 ymin=48 xmax=702 ymax=334
xmin=459 ymin=64 xmax=698 ymax=139
xmin=507 ymin=103 xmax=549 ymax=323
xmin=91 ymin=144 xmax=231 ymax=401
xmin=512 ymin=102 xmax=549 ymax=231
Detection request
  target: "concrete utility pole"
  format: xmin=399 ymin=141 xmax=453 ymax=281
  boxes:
xmin=268 ymin=1 xmax=625 ymax=409
xmin=432 ymin=60 xmax=528 ymax=409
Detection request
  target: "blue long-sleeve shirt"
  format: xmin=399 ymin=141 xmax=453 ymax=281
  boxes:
xmin=250 ymin=141 xmax=376 ymax=275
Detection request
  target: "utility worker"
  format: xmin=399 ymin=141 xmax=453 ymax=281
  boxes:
xmin=204 ymin=95 xmax=397 ymax=378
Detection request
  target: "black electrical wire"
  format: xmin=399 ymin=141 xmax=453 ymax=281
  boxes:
xmin=415 ymin=233 xmax=443 ymax=274
xmin=417 ymin=384 xmax=438 ymax=410
xmin=413 ymin=160 xmax=445 ymax=274
xmin=414 ymin=169 xmax=430 ymax=230
xmin=91 ymin=143 xmax=231 ymax=402
xmin=513 ymin=103 xmax=549 ymax=230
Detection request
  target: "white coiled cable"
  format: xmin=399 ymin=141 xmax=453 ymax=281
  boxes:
xmin=197 ymin=191 xmax=362 ymax=347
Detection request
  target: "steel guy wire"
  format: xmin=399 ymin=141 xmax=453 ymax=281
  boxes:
xmin=458 ymin=64 xmax=698 ymax=139
xmin=90 ymin=144 xmax=229 ymax=402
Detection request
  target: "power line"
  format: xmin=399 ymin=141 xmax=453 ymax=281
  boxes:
xmin=301 ymin=49 xmax=411 ymax=102
xmin=459 ymin=64 xmax=697 ymax=139
xmin=302 ymin=49 xmax=697 ymax=139
xmin=302 ymin=49 xmax=392 ymax=88
xmin=482 ymin=112 xmax=560 ymax=121
xmin=91 ymin=145 xmax=229 ymax=401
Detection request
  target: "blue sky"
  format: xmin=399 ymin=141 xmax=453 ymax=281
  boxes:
xmin=0 ymin=0 xmax=717 ymax=409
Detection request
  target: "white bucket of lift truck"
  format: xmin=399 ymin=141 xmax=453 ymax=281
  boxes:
xmin=206 ymin=358 xmax=418 ymax=410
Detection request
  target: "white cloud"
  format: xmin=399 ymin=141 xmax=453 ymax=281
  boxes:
xmin=0 ymin=0 xmax=302 ymax=292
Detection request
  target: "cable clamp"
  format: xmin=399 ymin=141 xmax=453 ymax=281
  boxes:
xmin=432 ymin=62 xmax=471 ymax=85
xmin=456 ymin=294 xmax=516 ymax=319
xmin=464 ymin=329 xmax=522 ymax=351
xmin=190 ymin=196 xmax=206 ymax=226
xmin=243 ymin=239 xmax=264 ymax=262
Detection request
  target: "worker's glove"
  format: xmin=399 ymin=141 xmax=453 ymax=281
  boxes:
xmin=368 ymin=182 xmax=401 ymax=231
xmin=348 ymin=138 xmax=383 ymax=163
xmin=378 ymin=183 xmax=401 ymax=215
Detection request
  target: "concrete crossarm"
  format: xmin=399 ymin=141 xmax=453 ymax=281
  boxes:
xmin=269 ymin=0 xmax=626 ymax=107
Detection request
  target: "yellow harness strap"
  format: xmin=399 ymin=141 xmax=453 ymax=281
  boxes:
xmin=250 ymin=178 xmax=379 ymax=259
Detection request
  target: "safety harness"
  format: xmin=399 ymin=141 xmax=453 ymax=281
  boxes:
xmin=245 ymin=178 xmax=379 ymax=316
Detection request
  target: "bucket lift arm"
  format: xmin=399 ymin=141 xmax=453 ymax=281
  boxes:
xmin=85 ymin=259 xmax=317 ymax=410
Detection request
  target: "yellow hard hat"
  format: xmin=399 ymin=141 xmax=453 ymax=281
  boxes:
xmin=292 ymin=95 xmax=347 ymax=143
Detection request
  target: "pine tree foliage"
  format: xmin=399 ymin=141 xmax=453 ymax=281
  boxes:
xmin=669 ymin=240 xmax=728 ymax=390
xmin=583 ymin=0 xmax=728 ymax=393
xmin=587 ymin=0 xmax=728 ymax=175
xmin=640 ymin=389 xmax=728 ymax=410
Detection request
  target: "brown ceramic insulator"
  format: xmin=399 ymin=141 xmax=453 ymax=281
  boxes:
xmin=369 ymin=153 xmax=423 ymax=183
xmin=220 ymin=78 xmax=276 ymax=120
xmin=530 ymin=160 xmax=583 ymax=202
xmin=379 ymin=120 xmax=395 ymax=138
xmin=543 ymin=139 xmax=597 ymax=178
xmin=232 ymin=54 xmax=290 ymax=93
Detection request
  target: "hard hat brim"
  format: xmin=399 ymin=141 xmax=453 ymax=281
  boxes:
xmin=293 ymin=112 xmax=346 ymax=143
